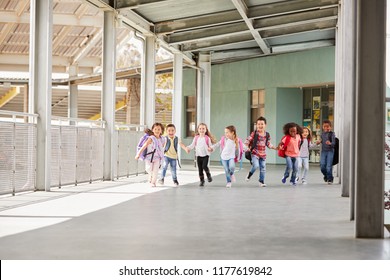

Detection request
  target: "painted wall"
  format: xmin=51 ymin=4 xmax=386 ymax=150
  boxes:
xmin=181 ymin=46 xmax=335 ymax=163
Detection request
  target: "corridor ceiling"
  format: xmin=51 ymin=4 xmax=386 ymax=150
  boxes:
xmin=0 ymin=0 xmax=338 ymax=120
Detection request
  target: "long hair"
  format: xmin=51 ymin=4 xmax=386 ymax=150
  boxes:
xmin=303 ymin=126 xmax=312 ymax=143
xmin=196 ymin=123 xmax=216 ymax=144
xmin=225 ymin=125 xmax=238 ymax=147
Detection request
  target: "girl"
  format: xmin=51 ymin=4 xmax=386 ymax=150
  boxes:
xmin=296 ymin=127 xmax=315 ymax=184
xmin=185 ymin=123 xmax=216 ymax=187
xmin=135 ymin=123 xmax=166 ymax=187
xmin=278 ymin=122 xmax=303 ymax=186
xmin=209 ymin=125 xmax=242 ymax=188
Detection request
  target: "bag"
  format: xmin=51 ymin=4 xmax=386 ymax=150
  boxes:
xmin=164 ymin=136 xmax=178 ymax=153
xmin=278 ymin=135 xmax=291 ymax=158
xmin=136 ymin=134 xmax=157 ymax=161
xmin=332 ymin=137 xmax=339 ymax=165
xmin=245 ymin=131 xmax=269 ymax=162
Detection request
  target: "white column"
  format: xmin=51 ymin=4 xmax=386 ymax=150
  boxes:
xmin=68 ymin=65 xmax=78 ymax=119
xmin=173 ymin=53 xmax=183 ymax=158
xmin=144 ymin=36 xmax=156 ymax=127
xmin=355 ymin=0 xmax=386 ymax=238
xmin=29 ymin=0 xmax=53 ymax=191
xmin=196 ymin=53 xmax=211 ymax=127
xmin=102 ymin=11 xmax=117 ymax=181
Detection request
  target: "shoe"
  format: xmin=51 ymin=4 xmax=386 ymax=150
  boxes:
xmin=323 ymin=176 xmax=327 ymax=182
xmin=173 ymin=180 xmax=179 ymax=186
xmin=231 ymin=174 xmax=236 ymax=182
xmin=207 ymin=177 xmax=213 ymax=183
xmin=226 ymin=182 xmax=231 ymax=188
xmin=158 ymin=179 xmax=164 ymax=185
xmin=150 ymin=183 xmax=156 ymax=187
xmin=295 ymin=177 xmax=299 ymax=183
xmin=245 ymin=172 xmax=252 ymax=182
xmin=259 ymin=181 xmax=267 ymax=187
xmin=282 ymin=176 xmax=288 ymax=184
xmin=302 ymin=179 xmax=307 ymax=185
xmin=290 ymin=182 xmax=297 ymax=186
xmin=199 ymin=181 xmax=205 ymax=187
xmin=327 ymin=180 xmax=333 ymax=185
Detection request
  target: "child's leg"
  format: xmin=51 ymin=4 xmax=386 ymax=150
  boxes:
xmin=302 ymin=157 xmax=309 ymax=181
xmin=259 ymin=158 xmax=266 ymax=183
xmin=202 ymin=155 xmax=212 ymax=181
xmin=320 ymin=152 xmax=328 ymax=180
xmin=150 ymin=161 xmax=160 ymax=185
xmin=296 ymin=156 xmax=302 ymax=179
xmin=326 ymin=150 xmax=334 ymax=181
xmin=196 ymin=156 xmax=205 ymax=182
xmin=291 ymin=157 xmax=298 ymax=183
xmin=160 ymin=156 xmax=169 ymax=180
xmin=169 ymin=158 xmax=177 ymax=181
xmin=221 ymin=159 xmax=231 ymax=183
xmin=283 ymin=157 xmax=292 ymax=181
xmin=248 ymin=156 xmax=259 ymax=179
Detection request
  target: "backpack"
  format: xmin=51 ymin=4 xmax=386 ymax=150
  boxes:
xmin=136 ymin=134 xmax=158 ymax=162
xmin=164 ymin=136 xmax=178 ymax=153
xmin=245 ymin=131 xmax=270 ymax=162
xmin=220 ymin=136 xmax=244 ymax=163
xmin=194 ymin=135 xmax=210 ymax=147
xmin=278 ymin=135 xmax=291 ymax=158
xmin=328 ymin=132 xmax=339 ymax=165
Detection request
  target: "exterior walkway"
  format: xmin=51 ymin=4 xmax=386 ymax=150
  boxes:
xmin=0 ymin=163 xmax=389 ymax=260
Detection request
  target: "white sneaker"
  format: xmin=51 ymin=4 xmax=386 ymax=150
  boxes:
xmin=226 ymin=182 xmax=232 ymax=188
xmin=231 ymin=174 xmax=236 ymax=182
xmin=302 ymin=179 xmax=307 ymax=185
xmin=259 ymin=182 xmax=267 ymax=187
xmin=245 ymin=173 xmax=251 ymax=182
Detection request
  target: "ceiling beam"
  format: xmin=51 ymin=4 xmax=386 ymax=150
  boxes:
xmin=0 ymin=54 xmax=100 ymax=67
xmin=181 ymin=34 xmax=255 ymax=52
xmin=231 ymin=0 xmax=269 ymax=54
xmin=116 ymin=0 xmax=170 ymax=9
xmin=0 ymin=11 xmax=103 ymax=27
xmin=71 ymin=30 xmax=103 ymax=65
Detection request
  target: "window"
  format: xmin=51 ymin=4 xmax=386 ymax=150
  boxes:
xmin=250 ymin=89 xmax=265 ymax=132
xmin=185 ymin=96 xmax=196 ymax=137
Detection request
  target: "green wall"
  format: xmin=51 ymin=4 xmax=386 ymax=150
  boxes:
xmin=181 ymin=46 xmax=335 ymax=163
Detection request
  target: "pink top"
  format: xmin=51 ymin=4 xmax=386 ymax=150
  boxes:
xmin=282 ymin=135 xmax=301 ymax=157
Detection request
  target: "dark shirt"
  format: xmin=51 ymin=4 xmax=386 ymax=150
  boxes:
xmin=320 ymin=131 xmax=335 ymax=152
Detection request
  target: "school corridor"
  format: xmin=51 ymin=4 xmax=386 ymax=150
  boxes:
xmin=0 ymin=163 xmax=389 ymax=260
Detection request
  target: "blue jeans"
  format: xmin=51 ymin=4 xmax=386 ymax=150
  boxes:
xmin=283 ymin=156 xmax=298 ymax=183
xmin=221 ymin=158 xmax=235 ymax=183
xmin=297 ymin=157 xmax=309 ymax=180
xmin=250 ymin=156 xmax=266 ymax=183
xmin=160 ymin=156 xmax=177 ymax=181
xmin=320 ymin=150 xmax=334 ymax=181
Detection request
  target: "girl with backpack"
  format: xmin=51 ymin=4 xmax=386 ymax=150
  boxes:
xmin=184 ymin=123 xmax=216 ymax=187
xmin=208 ymin=125 xmax=243 ymax=188
xmin=277 ymin=122 xmax=303 ymax=186
xmin=296 ymin=126 xmax=316 ymax=184
xmin=135 ymin=123 xmax=166 ymax=187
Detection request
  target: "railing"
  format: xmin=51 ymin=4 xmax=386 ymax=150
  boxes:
xmin=0 ymin=110 xmax=37 ymax=195
xmin=51 ymin=116 xmax=105 ymax=187
xmin=115 ymin=124 xmax=147 ymax=179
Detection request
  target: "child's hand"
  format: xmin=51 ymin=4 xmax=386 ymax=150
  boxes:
xmin=135 ymin=155 xmax=139 ymax=160
xmin=185 ymin=147 xmax=190 ymax=154
xmin=207 ymin=147 xmax=213 ymax=152
xmin=316 ymin=140 xmax=321 ymax=145
xmin=325 ymin=140 xmax=331 ymax=145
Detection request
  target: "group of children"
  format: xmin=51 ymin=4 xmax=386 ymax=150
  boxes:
xmin=134 ymin=118 xmax=337 ymax=188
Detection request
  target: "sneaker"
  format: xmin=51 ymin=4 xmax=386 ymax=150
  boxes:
xmin=259 ymin=181 xmax=267 ymax=187
xmin=302 ymin=179 xmax=307 ymax=185
xmin=158 ymin=179 xmax=164 ymax=185
xmin=226 ymin=182 xmax=232 ymax=188
xmin=295 ymin=177 xmax=299 ymax=183
xmin=290 ymin=182 xmax=297 ymax=186
xmin=150 ymin=183 xmax=156 ymax=187
xmin=282 ymin=176 xmax=288 ymax=184
xmin=231 ymin=174 xmax=236 ymax=183
xmin=245 ymin=172 xmax=252 ymax=182
xmin=207 ymin=177 xmax=213 ymax=183
xmin=173 ymin=180 xmax=179 ymax=186
xmin=199 ymin=181 xmax=205 ymax=187
xmin=323 ymin=176 xmax=327 ymax=182
xmin=327 ymin=180 xmax=333 ymax=185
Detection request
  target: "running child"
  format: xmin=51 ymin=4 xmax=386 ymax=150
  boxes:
xmin=315 ymin=120 xmax=336 ymax=184
xmin=296 ymin=126 xmax=316 ymax=184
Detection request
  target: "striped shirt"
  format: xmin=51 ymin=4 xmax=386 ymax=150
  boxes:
xmin=244 ymin=131 xmax=273 ymax=159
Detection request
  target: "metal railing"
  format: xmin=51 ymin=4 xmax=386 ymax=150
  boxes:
xmin=0 ymin=110 xmax=37 ymax=195
xmin=115 ymin=124 xmax=147 ymax=179
xmin=51 ymin=116 xmax=105 ymax=187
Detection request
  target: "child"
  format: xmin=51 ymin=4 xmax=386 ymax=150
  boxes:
xmin=185 ymin=123 xmax=216 ymax=187
xmin=158 ymin=124 xmax=186 ymax=187
xmin=296 ymin=127 xmax=315 ymax=184
xmin=278 ymin=122 xmax=303 ymax=186
xmin=316 ymin=120 xmax=336 ymax=184
xmin=209 ymin=125 xmax=243 ymax=188
xmin=244 ymin=116 xmax=277 ymax=187
xmin=135 ymin=123 xmax=166 ymax=187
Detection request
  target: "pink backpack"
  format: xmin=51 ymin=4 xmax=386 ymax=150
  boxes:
xmin=194 ymin=135 xmax=210 ymax=147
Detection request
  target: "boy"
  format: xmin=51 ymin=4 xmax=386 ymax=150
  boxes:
xmin=158 ymin=124 xmax=186 ymax=186
xmin=316 ymin=120 xmax=336 ymax=184
xmin=244 ymin=116 xmax=277 ymax=187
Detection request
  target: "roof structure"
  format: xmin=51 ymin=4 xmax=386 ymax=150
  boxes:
xmin=0 ymin=0 xmax=339 ymax=120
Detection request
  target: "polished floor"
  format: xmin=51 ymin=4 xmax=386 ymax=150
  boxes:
xmin=0 ymin=163 xmax=389 ymax=260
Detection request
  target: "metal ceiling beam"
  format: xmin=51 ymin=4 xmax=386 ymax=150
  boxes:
xmin=271 ymin=39 xmax=335 ymax=53
xmin=0 ymin=11 xmax=103 ymax=27
xmin=230 ymin=0 xmax=270 ymax=54
xmin=211 ymin=48 xmax=263 ymax=62
xmin=181 ymin=34 xmax=255 ymax=52
xmin=116 ymin=0 xmax=170 ymax=9
xmin=0 ymin=54 xmax=100 ymax=67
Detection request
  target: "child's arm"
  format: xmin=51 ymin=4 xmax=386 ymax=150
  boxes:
xmin=208 ymin=140 xmax=221 ymax=152
xmin=178 ymin=140 xmax=190 ymax=154
xmin=135 ymin=138 xmax=152 ymax=160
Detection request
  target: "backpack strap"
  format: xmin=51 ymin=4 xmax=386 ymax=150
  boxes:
xmin=251 ymin=131 xmax=258 ymax=151
xmin=220 ymin=136 xmax=225 ymax=150
xmin=164 ymin=136 xmax=170 ymax=153
xmin=173 ymin=136 xmax=178 ymax=152
xmin=265 ymin=132 xmax=270 ymax=147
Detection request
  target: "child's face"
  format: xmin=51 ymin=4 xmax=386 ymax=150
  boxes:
xmin=198 ymin=125 xmax=207 ymax=135
xmin=289 ymin=127 xmax=297 ymax=137
xmin=224 ymin=129 xmax=234 ymax=140
xmin=256 ymin=120 xmax=266 ymax=131
xmin=167 ymin=127 xmax=176 ymax=137
xmin=302 ymin=129 xmax=309 ymax=138
xmin=322 ymin=123 xmax=331 ymax=132
xmin=152 ymin=125 xmax=162 ymax=136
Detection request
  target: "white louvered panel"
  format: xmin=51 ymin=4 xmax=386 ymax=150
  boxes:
xmin=117 ymin=130 xmax=131 ymax=178
xmin=134 ymin=131 xmax=146 ymax=175
xmin=60 ymin=126 xmax=77 ymax=186
xmin=76 ymin=127 xmax=92 ymax=184
xmin=51 ymin=126 xmax=61 ymax=187
xmin=13 ymin=123 xmax=36 ymax=193
xmin=90 ymin=128 xmax=104 ymax=181
xmin=0 ymin=122 xmax=14 ymax=195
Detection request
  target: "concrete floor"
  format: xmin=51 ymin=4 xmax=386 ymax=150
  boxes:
xmin=0 ymin=163 xmax=389 ymax=260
